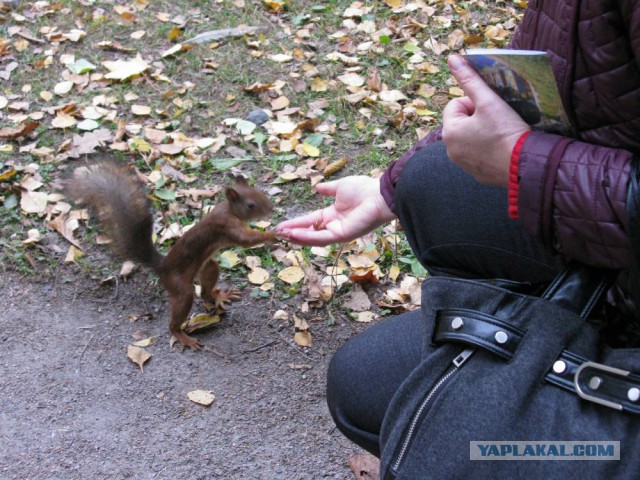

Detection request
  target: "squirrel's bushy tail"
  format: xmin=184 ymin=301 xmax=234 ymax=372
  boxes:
xmin=66 ymin=160 xmax=164 ymax=271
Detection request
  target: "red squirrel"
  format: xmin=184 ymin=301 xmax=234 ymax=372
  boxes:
xmin=66 ymin=160 xmax=277 ymax=350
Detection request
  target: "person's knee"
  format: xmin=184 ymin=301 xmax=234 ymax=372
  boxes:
xmin=395 ymin=141 xmax=450 ymax=215
xmin=326 ymin=343 xmax=352 ymax=419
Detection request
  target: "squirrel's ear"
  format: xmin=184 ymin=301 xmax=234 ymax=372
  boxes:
xmin=226 ymin=187 xmax=239 ymax=201
xmin=230 ymin=174 xmax=248 ymax=186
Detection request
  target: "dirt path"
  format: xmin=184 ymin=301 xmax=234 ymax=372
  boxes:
xmin=0 ymin=271 xmax=364 ymax=479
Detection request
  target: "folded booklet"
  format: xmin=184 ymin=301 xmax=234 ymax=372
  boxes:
xmin=462 ymin=49 xmax=572 ymax=135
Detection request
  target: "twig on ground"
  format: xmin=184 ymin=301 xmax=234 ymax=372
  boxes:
xmin=242 ymin=339 xmax=277 ymax=354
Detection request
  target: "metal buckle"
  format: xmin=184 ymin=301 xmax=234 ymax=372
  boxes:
xmin=574 ymin=361 xmax=630 ymax=411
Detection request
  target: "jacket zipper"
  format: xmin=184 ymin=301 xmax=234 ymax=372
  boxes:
xmin=387 ymin=347 xmax=476 ymax=478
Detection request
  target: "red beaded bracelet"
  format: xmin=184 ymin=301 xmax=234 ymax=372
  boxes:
xmin=508 ymin=130 xmax=532 ymax=220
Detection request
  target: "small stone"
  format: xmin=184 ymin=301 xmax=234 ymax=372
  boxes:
xmin=246 ymin=108 xmax=270 ymax=126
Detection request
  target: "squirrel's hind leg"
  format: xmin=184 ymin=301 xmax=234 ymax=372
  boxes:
xmin=164 ymin=275 xmax=201 ymax=350
xmin=198 ymin=259 xmax=241 ymax=314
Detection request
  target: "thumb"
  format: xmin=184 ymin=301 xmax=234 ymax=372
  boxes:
xmin=448 ymin=55 xmax=498 ymax=107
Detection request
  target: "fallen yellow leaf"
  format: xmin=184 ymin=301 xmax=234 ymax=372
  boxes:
xmin=187 ymin=390 xmax=215 ymax=406
xmin=293 ymin=331 xmax=312 ymax=347
xmin=131 ymin=104 xmax=151 ymax=116
xmin=127 ymin=345 xmax=151 ymax=372
xmin=103 ymin=56 xmax=150 ymax=81
xmin=182 ymin=313 xmax=221 ymax=334
xmin=323 ymin=157 xmax=348 ymax=177
xmin=248 ymin=267 xmax=270 ymax=285
xmin=278 ymin=266 xmax=305 ymax=284
xmin=219 ymin=250 xmax=241 ymax=268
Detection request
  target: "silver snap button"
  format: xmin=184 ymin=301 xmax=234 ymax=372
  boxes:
xmin=552 ymin=360 xmax=567 ymax=375
xmin=494 ymin=331 xmax=508 ymax=344
xmin=628 ymin=387 xmax=640 ymax=402
xmin=451 ymin=317 xmax=464 ymax=330
xmin=588 ymin=376 xmax=603 ymax=390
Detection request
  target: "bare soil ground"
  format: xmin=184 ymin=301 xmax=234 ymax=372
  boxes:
xmin=0 ymin=269 xmax=367 ymax=479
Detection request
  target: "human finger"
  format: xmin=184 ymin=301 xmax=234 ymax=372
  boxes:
xmin=314 ymin=180 xmax=339 ymax=197
xmin=276 ymin=209 xmax=328 ymax=231
xmin=442 ymin=96 xmax=475 ymax=121
xmin=280 ymin=226 xmax=343 ymax=246
xmin=448 ymin=55 xmax=499 ymax=107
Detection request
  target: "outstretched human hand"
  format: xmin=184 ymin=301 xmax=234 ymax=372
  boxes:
xmin=276 ymin=176 xmax=396 ymax=246
xmin=442 ymin=55 xmax=531 ymax=188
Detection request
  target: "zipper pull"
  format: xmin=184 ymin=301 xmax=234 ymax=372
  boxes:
xmin=453 ymin=347 xmax=476 ymax=368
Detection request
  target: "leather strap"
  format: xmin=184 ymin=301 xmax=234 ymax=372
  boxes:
xmin=540 ymin=263 xmax=617 ymax=318
xmin=546 ymin=351 xmax=640 ymax=415
xmin=434 ymin=313 xmax=640 ymax=415
xmin=434 ymin=309 xmax=524 ymax=360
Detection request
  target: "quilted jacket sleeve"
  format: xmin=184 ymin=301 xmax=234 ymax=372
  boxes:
xmin=517 ymin=132 xmax=633 ymax=269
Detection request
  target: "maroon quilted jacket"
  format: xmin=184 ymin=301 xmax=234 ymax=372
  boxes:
xmin=380 ymin=0 xmax=640 ymax=270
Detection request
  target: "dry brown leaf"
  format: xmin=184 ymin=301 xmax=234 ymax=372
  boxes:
xmin=367 ymin=69 xmax=382 ymax=92
xmin=103 ymin=56 xmax=150 ymax=80
xmin=293 ymin=331 xmax=312 ymax=347
xmin=120 ymin=261 xmax=136 ymax=278
xmin=128 ymin=312 xmax=154 ymax=323
xmin=263 ymin=0 xmax=285 ymax=13
xmin=342 ymin=284 xmax=372 ymax=312
xmin=271 ymin=96 xmax=290 ymax=110
xmin=352 ymin=311 xmax=377 ymax=323
xmin=53 ymin=81 xmax=74 ymax=96
xmin=323 ymin=157 xmax=348 ymax=177
xmin=187 ymin=390 xmax=215 ymax=407
xmin=310 ymin=77 xmax=328 ymax=92
xmin=161 ymin=43 xmax=192 ymax=58
xmin=67 ymin=128 xmax=113 ymax=158
xmin=273 ymin=310 xmax=289 ymax=321
xmin=388 ymin=264 xmax=401 ymax=283
xmin=242 ymin=82 xmax=275 ymax=93
xmin=64 ymin=245 xmax=84 ymax=263
xmin=294 ymin=315 xmax=309 ymax=331
xmin=168 ymin=27 xmax=182 ymax=40
xmin=219 ymin=250 xmax=241 ymax=268
xmin=22 ymin=229 xmax=42 ymax=246
xmin=51 ymin=112 xmax=77 ymax=129
xmin=182 ymin=313 xmax=221 ymax=334
xmin=337 ymin=73 xmax=365 ymax=87
xmin=132 ymin=337 xmax=154 ymax=347
xmin=248 ymin=267 xmax=270 ymax=285
xmin=131 ymin=104 xmax=151 ymax=116
xmin=447 ymin=29 xmax=465 ymax=50
xmin=20 ymin=190 xmax=48 ymax=214
xmin=127 ymin=345 xmax=151 ymax=372
xmin=0 ymin=121 xmax=39 ymax=139
xmin=245 ymin=255 xmax=262 ymax=269
xmin=48 ymin=213 xmax=82 ymax=249
xmin=278 ymin=266 xmax=305 ymax=285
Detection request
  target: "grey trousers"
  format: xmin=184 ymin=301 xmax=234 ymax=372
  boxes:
xmin=326 ymin=141 xmax=564 ymax=456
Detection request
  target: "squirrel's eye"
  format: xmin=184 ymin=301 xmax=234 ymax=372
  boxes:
xmin=247 ymin=201 xmax=255 ymax=209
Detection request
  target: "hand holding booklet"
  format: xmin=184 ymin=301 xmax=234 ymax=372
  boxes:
xmin=462 ymin=49 xmax=573 ymax=135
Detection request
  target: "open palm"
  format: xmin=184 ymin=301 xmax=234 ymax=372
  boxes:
xmin=276 ymin=176 xmax=396 ymax=246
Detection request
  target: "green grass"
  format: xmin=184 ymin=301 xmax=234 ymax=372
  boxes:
xmin=0 ymin=0 xmax=522 ymax=315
